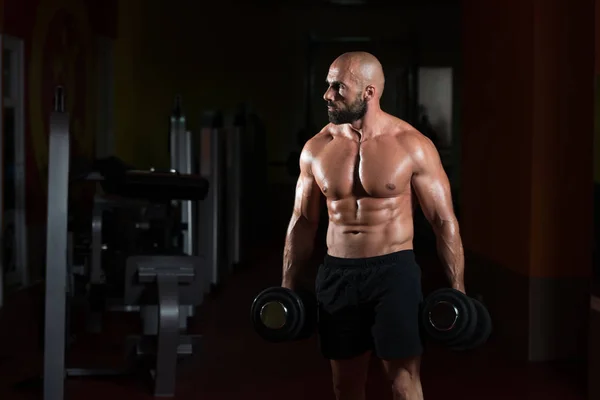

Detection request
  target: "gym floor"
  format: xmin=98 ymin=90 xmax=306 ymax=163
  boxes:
xmin=0 ymin=240 xmax=587 ymax=400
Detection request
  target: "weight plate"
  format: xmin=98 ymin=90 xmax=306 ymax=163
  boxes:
xmin=421 ymin=288 xmax=475 ymax=344
xmin=453 ymin=297 xmax=492 ymax=351
xmin=251 ymin=287 xmax=303 ymax=342
xmin=446 ymin=295 xmax=478 ymax=348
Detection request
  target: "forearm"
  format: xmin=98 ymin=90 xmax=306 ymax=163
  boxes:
xmin=433 ymin=218 xmax=465 ymax=291
xmin=282 ymin=215 xmax=318 ymax=289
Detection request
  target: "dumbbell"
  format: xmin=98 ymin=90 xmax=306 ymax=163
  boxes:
xmin=251 ymin=287 xmax=318 ymax=343
xmin=420 ymin=288 xmax=492 ymax=351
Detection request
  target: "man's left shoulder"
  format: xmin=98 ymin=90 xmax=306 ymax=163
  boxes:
xmin=393 ymin=125 xmax=433 ymax=152
xmin=390 ymin=126 xmax=441 ymax=172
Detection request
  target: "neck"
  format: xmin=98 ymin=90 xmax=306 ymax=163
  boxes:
xmin=349 ymin=107 xmax=383 ymax=141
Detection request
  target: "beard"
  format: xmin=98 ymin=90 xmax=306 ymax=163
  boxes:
xmin=327 ymin=96 xmax=367 ymax=125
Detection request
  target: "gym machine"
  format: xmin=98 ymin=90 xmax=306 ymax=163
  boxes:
xmin=168 ymin=96 xmax=255 ymax=271
xmin=75 ymin=95 xmax=247 ymax=334
xmin=196 ymin=107 xmax=253 ymax=288
xmin=43 ymin=87 xmax=210 ymax=400
xmin=81 ymin=188 xmax=186 ymax=333
xmin=42 ymin=94 xmax=258 ymax=399
xmin=124 ymin=255 xmax=204 ymax=397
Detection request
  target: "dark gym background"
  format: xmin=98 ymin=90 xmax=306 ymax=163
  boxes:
xmin=0 ymin=0 xmax=598 ymax=399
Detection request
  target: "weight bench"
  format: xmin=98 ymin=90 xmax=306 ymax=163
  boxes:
xmin=124 ymin=255 xmax=206 ymax=397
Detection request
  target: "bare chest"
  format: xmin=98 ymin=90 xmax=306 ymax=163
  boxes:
xmin=312 ymin=138 xmax=413 ymax=199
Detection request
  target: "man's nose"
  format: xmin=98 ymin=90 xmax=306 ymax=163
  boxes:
xmin=323 ymin=87 xmax=335 ymax=102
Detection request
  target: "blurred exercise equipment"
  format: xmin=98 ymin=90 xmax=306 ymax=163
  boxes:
xmin=41 ymin=88 xmax=264 ymax=399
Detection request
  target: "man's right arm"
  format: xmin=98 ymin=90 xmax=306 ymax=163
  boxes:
xmin=281 ymin=144 xmax=322 ymax=290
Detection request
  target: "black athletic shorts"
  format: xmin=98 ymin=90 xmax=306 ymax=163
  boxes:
xmin=315 ymin=250 xmax=423 ymax=360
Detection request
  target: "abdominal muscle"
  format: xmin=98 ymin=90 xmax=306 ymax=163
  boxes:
xmin=325 ymin=194 xmax=414 ymax=259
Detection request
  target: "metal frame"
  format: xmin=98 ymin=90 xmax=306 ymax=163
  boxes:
xmin=86 ymin=196 xmax=105 ymax=333
xmin=1 ymin=34 xmax=28 ymax=291
xmin=169 ymin=97 xmax=195 ymax=256
xmin=227 ymin=117 xmax=243 ymax=270
xmin=210 ymin=121 xmax=224 ymax=285
xmin=169 ymin=96 xmax=185 ymax=173
xmin=199 ymin=112 xmax=226 ymax=286
xmin=179 ymin=130 xmax=194 ymax=255
xmin=43 ymin=87 xmax=70 ymax=400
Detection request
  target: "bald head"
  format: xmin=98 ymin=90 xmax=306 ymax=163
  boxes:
xmin=330 ymin=51 xmax=385 ymax=99
xmin=323 ymin=51 xmax=386 ymax=125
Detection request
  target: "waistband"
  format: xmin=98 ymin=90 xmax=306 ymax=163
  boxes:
xmin=324 ymin=249 xmax=415 ymax=268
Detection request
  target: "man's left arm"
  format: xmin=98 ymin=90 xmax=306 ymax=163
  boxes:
xmin=407 ymin=133 xmax=465 ymax=293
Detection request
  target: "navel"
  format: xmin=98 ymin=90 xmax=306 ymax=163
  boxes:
xmin=386 ymin=183 xmax=396 ymax=191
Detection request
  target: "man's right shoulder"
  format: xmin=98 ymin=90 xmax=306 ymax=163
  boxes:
xmin=303 ymin=124 xmax=336 ymax=153
xmin=298 ymin=125 xmax=335 ymax=173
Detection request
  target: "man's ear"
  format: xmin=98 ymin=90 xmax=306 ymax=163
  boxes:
xmin=364 ymin=85 xmax=376 ymax=100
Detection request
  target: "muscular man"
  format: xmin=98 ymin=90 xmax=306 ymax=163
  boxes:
xmin=281 ymin=52 xmax=465 ymax=400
